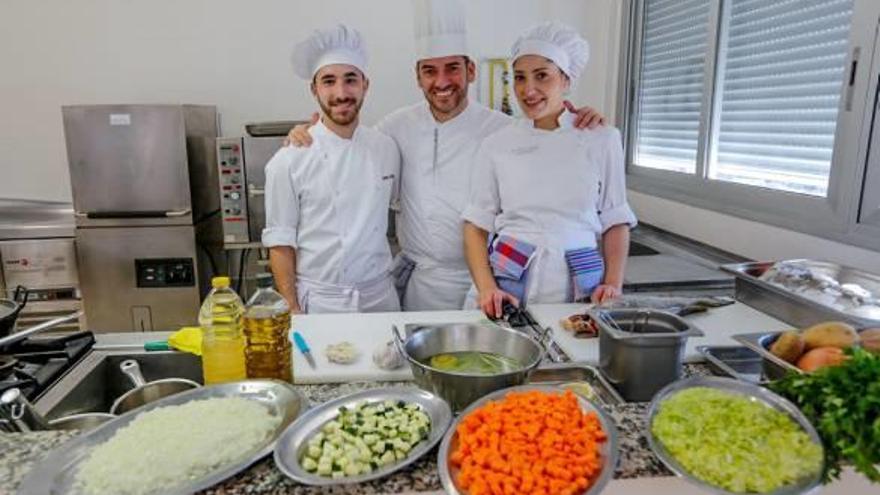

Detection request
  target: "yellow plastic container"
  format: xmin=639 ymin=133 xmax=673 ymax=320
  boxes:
xmin=198 ymin=276 xmax=247 ymax=384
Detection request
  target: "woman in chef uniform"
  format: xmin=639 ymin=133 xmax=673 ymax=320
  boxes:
xmin=462 ymin=21 xmax=637 ymax=317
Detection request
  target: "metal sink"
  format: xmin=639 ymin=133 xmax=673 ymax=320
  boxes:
xmin=33 ymin=350 xmax=202 ymax=419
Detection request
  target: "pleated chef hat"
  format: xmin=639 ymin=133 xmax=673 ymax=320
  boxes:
xmin=412 ymin=0 xmax=468 ymax=60
xmin=511 ymin=21 xmax=590 ymax=81
xmin=291 ymin=24 xmax=368 ymax=80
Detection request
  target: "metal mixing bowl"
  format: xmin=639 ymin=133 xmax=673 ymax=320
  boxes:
xmin=393 ymin=323 xmax=547 ymax=412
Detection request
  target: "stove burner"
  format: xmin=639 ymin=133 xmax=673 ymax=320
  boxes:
xmin=0 ymin=331 xmax=94 ymax=401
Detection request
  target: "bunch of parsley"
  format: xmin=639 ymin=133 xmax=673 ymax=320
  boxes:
xmin=769 ymin=347 xmax=880 ymax=483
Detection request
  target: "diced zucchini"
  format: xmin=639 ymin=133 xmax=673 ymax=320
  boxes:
xmin=302 ymin=457 xmax=318 ymax=472
xmin=307 ymin=445 xmax=321 ymax=458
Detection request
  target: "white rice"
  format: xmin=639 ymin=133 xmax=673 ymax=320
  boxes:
xmin=75 ymin=397 xmax=281 ymax=495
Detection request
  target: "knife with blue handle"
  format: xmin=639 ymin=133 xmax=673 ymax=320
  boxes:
xmin=293 ymin=331 xmax=317 ymax=369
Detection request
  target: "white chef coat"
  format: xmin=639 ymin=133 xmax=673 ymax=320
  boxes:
xmin=378 ymin=101 xmax=511 ymax=311
xmin=262 ymin=121 xmax=401 ymax=314
xmin=461 ymin=112 xmax=637 ymax=306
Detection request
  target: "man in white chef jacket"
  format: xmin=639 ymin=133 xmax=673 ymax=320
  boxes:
xmin=287 ymin=1 xmax=606 ymax=312
xmin=262 ymin=24 xmax=401 ymax=314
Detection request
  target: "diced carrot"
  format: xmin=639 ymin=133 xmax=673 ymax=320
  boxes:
xmin=449 ymin=389 xmax=605 ymax=494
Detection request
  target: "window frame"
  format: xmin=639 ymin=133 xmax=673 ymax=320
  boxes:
xmin=618 ymin=0 xmax=880 ymax=252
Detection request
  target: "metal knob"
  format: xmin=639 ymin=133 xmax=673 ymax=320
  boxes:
xmin=0 ymin=388 xmax=51 ymax=432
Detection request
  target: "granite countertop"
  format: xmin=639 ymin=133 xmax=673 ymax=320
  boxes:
xmin=1 ymin=366 xmax=714 ymax=494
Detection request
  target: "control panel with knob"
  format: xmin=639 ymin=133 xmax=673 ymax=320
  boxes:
xmin=216 ymin=137 xmax=249 ymax=243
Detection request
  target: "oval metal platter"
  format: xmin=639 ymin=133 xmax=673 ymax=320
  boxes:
xmin=274 ymin=386 xmax=452 ymax=485
xmin=18 ymin=379 xmax=308 ymax=495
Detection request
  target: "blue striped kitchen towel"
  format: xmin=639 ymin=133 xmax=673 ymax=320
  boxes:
xmin=564 ymin=247 xmax=604 ymax=302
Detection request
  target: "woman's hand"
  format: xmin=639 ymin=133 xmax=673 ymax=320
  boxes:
xmin=590 ymin=284 xmax=621 ymax=304
xmin=478 ymin=288 xmax=520 ymax=319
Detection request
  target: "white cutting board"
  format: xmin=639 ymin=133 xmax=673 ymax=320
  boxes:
xmin=291 ymin=310 xmax=485 ymax=384
xmin=530 ymin=302 xmax=792 ymax=365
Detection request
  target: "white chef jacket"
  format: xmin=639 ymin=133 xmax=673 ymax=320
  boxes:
xmin=378 ymin=101 xmax=511 ymax=311
xmin=461 ymin=112 xmax=637 ymax=305
xmin=262 ymin=121 xmax=401 ymax=314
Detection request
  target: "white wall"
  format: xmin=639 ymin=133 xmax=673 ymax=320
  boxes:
xmin=630 ymin=191 xmax=880 ymax=272
xmin=0 ymin=0 xmax=619 ymax=202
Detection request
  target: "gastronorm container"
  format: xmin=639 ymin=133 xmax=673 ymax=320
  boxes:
xmin=592 ymin=309 xmax=703 ymax=401
xmin=721 ymin=260 xmax=880 ymax=328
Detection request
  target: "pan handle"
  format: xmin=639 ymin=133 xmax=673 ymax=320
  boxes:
xmin=391 ymin=325 xmax=417 ymax=366
xmin=12 ymin=286 xmax=28 ymax=311
xmin=120 ymin=360 xmax=148 ymax=388
xmin=0 ymin=311 xmax=82 ymax=349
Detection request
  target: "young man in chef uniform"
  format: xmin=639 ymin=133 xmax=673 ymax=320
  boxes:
xmin=262 ymin=24 xmax=401 ymax=314
xmin=287 ymin=0 xmax=606 ymax=312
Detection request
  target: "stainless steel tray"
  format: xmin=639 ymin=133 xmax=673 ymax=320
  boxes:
xmin=527 ymin=363 xmax=625 ymax=405
xmin=734 ymin=331 xmax=804 ymax=380
xmin=273 ymin=387 xmax=452 ymax=486
xmin=647 ymin=376 xmax=824 ymax=495
xmin=437 ymin=384 xmax=619 ymax=495
xmin=722 ymin=260 xmax=880 ymax=328
xmin=696 ymin=345 xmax=767 ymax=384
xmin=18 ymin=380 xmax=307 ymax=495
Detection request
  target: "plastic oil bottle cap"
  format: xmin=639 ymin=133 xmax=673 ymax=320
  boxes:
xmin=211 ymin=276 xmax=231 ymax=288
xmin=255 ymin=273 xmax=274 ymax=288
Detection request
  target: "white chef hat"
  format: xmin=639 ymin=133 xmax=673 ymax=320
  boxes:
xmin=412 ymin=0 xmax=468 ymax=60
xmin=291 ymin=24 xmax=368 ymax=80
xmin=511 ymin=21 xmax=590 ymax=81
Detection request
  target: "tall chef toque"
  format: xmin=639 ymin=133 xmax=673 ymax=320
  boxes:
xmin=511 ymin=21 xmax=590 ymax=81
xmin=291 ymin=24 xmax=368 ymax=80
xmin=412 ymin=0 xmax=468 ymax=60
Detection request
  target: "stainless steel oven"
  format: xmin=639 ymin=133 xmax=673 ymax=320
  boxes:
xmin=215 ymin=124 xmax=294 ymax=246
xmin=0 ymin=199 xmax=83 ymax=333
xmin=63 ymin=104 xmax=225 ymax=332
xmin=216 ymin=123 xmax=300 ymax=299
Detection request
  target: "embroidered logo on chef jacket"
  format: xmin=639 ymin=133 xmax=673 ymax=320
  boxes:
xmin=510 ymin=144 xmax=539 ymax=155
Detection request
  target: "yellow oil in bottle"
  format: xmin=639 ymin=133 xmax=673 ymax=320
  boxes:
xmin=242 ymin=273 xmax=292 ymax=381
xmin=199 ymin=277 xmax=247 ymax=385
xmin=243 ymin=310 xmax=292 ymax=381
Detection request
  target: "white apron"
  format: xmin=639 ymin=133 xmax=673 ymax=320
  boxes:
xmin=298 ymin=275 xmax=400 ymax=314
xmin=462 ymin=229 xmax=597 ymax=309
xmin=402 ymin=255 xmax=472 ymax=312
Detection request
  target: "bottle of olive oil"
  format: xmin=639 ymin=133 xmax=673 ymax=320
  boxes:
xmin=199 ymin=276 xmax=247 ymax=384
xmin=242 ymin=273 xmax=292 ymax=382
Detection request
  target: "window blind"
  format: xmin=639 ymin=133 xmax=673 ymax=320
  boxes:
xmin=634 ymin=0 xmax=712 ymax=173
xmin=711 ymin=0 xmax=854 ymax=196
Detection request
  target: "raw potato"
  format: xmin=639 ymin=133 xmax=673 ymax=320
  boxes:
xmin=859 ymin=328 xmax=880 ymax=355
xmin=769 ymin=330 xmax=805 ymax=364
xmin=801 ymin=321 xmax=858 ymax=351
xmin=796 ymin=346 xmax=848 ymax=372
